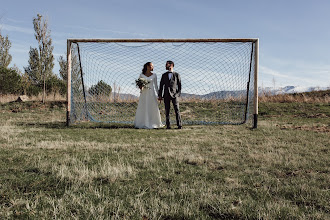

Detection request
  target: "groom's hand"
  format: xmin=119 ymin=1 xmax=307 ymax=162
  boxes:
xmin=158 ymin=97 xmax=162 ymax=103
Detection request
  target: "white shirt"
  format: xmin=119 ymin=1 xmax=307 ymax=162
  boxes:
xmin=168 ymin=72 xmax=173 ymax=80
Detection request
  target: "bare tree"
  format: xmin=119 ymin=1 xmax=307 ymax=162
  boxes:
xmin=25 ymin=14 xmax=54 ymax=103
xmin=0 ymin=15 xmax=12 ymax=68
xmin=0 ymin=34 xmax=12 ymax=68
xmin=0 ymin=14 xmax=3 ymax=32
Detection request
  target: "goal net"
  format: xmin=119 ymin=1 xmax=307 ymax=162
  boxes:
xmin=67 ymin=39 xmax=258 ymax=126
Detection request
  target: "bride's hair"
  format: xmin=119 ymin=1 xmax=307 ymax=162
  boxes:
xmin=142 ymin=62 xmax=151 ymax=75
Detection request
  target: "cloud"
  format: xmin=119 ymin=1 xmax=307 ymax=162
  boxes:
xmin=259 ymin=65 xmax=330 ymax=87
xmin=4 ymin=17 xmax=27 ymax=24
xmin=259 ymin=65 xmax=289 ymax=78
xmin=63 ymin=25 xmax=149 ymax=37
xmin=52 ymin=39 xmax=66 ymax=46
xmin=1 ymin=24 xmax=34 ymax=35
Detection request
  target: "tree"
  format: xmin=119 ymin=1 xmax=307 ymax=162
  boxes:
xmin=0 ymin=66 xmax=21 ymax=94
xmin=25 ymin=47 xmax=42 ymax=84
xmin=58 ymin=53 xmax=80 ymax=81
xmin=21 ymin=71 xmax=33 ymax=95
xmin=89 ymin=80 xmax=112 ymax=97
xmin=0 ymin=34 xmax=12 ymax=68
xmin=24 ymin=14 xmax=54 ymax=103
xmin=58 ymin=55 xmax=67 ymax=81
xmin=58 ymin=52 xmax=81 ymax=96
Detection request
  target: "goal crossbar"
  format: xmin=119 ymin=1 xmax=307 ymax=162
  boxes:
xmin=68 ymin=38 xmax=258 ymax=43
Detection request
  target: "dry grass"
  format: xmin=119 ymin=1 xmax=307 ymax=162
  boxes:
xmin=0 ymin=93 xmax=66 ymax=103
xmin=2 ymin=89 xmax=329 ymax=104
xmin=0 ymin=94 xmax=18 ymax=103
xmin=180 ymin=94 xmax=246 ymax=103
xmin=0 ymin=96 xmax=329 ymax=219
xmin=259 ymin=89 xmax=330 ymax=103
xmin=35 ymin=154 xmax=136 ymax=184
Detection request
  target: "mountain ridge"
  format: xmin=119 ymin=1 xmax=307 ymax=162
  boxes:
xmin=106 ymin=86 xmax=330 ymax=100
xmin=259 ymin=86 xmax=329 ymax=95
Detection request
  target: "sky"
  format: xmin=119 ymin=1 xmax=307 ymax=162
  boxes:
xmin=1 ymin=0 xmax=330 ymax=89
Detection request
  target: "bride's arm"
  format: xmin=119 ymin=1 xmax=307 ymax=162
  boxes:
xmin=154 ymin=74 xmax=159 ymax=92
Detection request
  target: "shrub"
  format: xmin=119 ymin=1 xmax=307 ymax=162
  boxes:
xmin=46 ymin=75 xmax=67 ymax=95
xmin=0 ymin=66 xmax=22 ymax=94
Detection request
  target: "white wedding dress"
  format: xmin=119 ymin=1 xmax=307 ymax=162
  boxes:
xmin=134 ymin=73 xmax=164 ymax=129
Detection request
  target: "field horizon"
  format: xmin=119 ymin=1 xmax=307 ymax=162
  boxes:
xmin=0 ymin=91 xmax=329 ymax=219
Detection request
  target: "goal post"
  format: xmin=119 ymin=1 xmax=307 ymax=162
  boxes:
xmin=66 ymin=38 xmax=259 ymax=128
xmin=253 ymin=39 xmax=259 ymax=128
xmin=66 ymin=39 xmax=72 ymax=126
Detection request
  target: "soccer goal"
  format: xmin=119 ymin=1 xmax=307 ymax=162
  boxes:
xmin=66 ymin=39 xmax=259 ymax=128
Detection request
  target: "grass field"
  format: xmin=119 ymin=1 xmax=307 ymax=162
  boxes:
xmin=0 ymin=93 xmax=329 ymax=219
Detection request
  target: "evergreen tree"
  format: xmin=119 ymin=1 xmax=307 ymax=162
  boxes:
xmin=59 ymin=53 xmax=80 ymax=81
xmin=89 ymin=80 xmax=112 ymax=96
xmin=58 ymin=52 xmax=80 ymax=95
xmin=0 ymin=66 xmax=21 ymax=94
xmin=58 ymin=55 xmax=67 ymax=81
xmin=25 ymin=47 xmax=42 ymax=84
xmin=46 ymin=74 xmax=66 ymax=98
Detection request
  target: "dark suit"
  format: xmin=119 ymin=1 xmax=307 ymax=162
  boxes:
xmin=158 ymin=71 xmax=182 ymax=128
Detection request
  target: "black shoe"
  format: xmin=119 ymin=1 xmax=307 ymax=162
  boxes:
xmin=177 ymin=126 xmax=182 ymax=129
xmin=166 ymin=126 xmax=171 ymax=129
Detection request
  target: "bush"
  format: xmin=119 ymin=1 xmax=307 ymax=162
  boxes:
xmin=0 ymin=66 xmax=22 ymax=94
xmin=46 ymin=75 xmax=66 ymax=95
xmin=89 ymin=80 xmax=112 ymax=96
xmin=26 ymin=84 xmax=42 ymax=96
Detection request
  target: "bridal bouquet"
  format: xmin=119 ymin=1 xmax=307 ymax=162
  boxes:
xmin=135 ymin=77 xmax=150 ymax=90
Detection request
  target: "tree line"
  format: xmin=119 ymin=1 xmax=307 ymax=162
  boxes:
xmin=0 ymin=14 xmax=70 ymax=102
xmin=0 ymin=13 xmax=113 ymax=103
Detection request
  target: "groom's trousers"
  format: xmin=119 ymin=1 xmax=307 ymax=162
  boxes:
xmin=164 ymin=97 xmax=182 ymax=128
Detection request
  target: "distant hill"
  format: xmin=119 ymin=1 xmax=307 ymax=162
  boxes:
xmin=181 ymin=90 xmax=246 ymax=100
xmin=111 ymin=86 xmax=330 ymax=101
xmin=180 ymin=86 xmax=330 ymax=100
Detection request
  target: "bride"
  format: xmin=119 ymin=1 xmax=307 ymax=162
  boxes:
xmin=134 ymin=62 xmax=164 ymax=129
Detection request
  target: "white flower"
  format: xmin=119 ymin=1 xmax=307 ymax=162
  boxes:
xmin=135 ymin=78 xmax=150 ymax=90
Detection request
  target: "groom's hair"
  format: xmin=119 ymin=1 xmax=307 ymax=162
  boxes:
xmin=167 ymin=60 xmax=174 ymax=67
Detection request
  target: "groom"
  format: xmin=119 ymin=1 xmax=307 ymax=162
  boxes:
xmin=158 ymin=60 xmax=182 ymax=129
